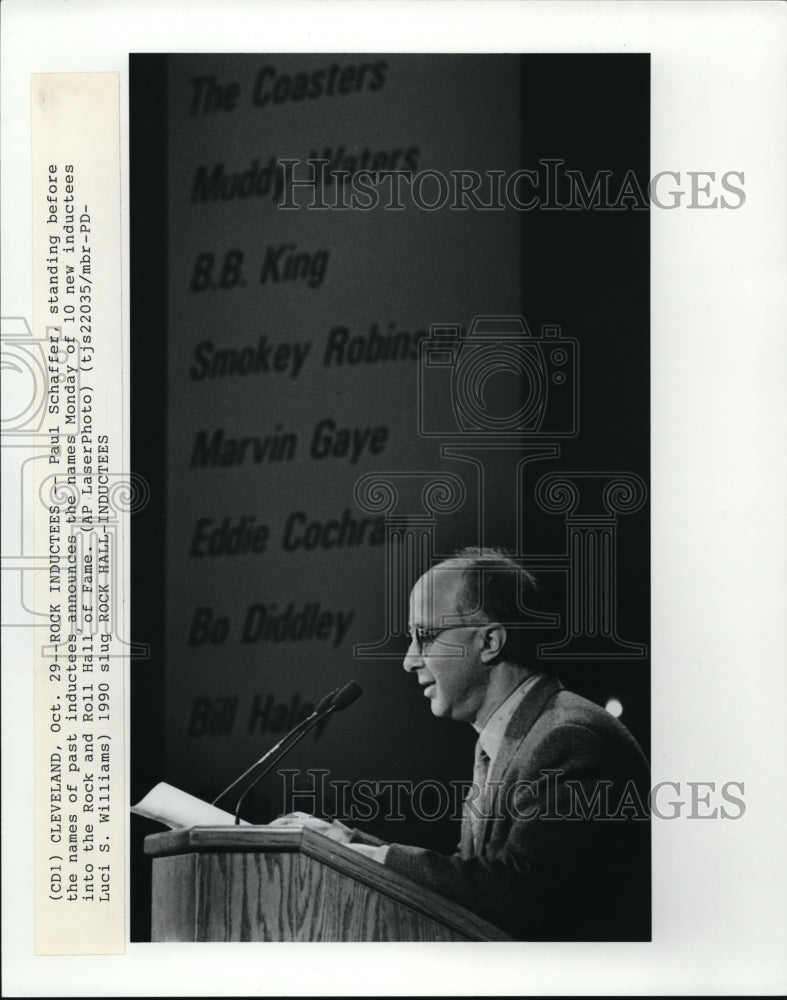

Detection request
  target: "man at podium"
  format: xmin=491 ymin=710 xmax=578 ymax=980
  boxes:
xmin=272 ymin=548 xmax=651 ymax=941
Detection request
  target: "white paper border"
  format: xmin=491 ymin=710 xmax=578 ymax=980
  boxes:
xmin=2 ymin=0 xmax=786 ymax=995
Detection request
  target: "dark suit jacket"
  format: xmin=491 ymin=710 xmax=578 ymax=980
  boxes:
xmin=356 ymin=674 xmax=651 ymax=940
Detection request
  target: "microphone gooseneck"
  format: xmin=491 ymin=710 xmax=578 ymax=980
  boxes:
xmin=229 ymin=681 xmax=364 ymax=824
xmin=210 ymin=685 xmax=342 ymax=808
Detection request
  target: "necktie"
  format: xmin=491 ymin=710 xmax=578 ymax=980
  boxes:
xmin=470 ymin=741 xmax=491 ymax=853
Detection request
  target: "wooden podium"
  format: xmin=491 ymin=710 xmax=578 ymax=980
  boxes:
xmin=145 ymin=825 xmax=510 ymax=942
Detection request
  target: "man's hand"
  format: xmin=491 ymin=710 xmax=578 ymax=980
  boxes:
xmin=268 ymin=812 xmax=390 ymax=863
xmin=267 ymin=811 xmax=354 ymax=844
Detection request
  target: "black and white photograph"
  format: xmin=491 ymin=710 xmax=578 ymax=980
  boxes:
xmin=1 ymin=1 xmax=785 ymax=996
xmin=129 ymin=51 xmax=652 ymax=944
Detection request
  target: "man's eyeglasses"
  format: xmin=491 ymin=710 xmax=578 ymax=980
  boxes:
xmin=406 ymin=624 xmax=477 ymax=654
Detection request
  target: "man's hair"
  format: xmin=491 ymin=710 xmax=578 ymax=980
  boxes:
xmin=444 ymin=546 xmax=539 ymax=665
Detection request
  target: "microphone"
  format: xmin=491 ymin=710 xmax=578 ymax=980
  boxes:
xmin=233 ymin=680 xmax=363 ymax=824
xmin=210 ymin=685 xmax=340 ymax=808
xmin=327 ymin=679 xmax=363 ymax=711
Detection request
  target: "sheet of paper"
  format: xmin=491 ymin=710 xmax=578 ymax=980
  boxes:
xmin=130 ymin=782 xmax=249 ymax=828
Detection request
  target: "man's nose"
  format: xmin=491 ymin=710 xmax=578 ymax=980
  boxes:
xmin=403 ymin=638 xmax=422 ymax=672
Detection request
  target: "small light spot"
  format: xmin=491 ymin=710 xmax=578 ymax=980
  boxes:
xmin=605 ymin=698 xmax=623 ymax=718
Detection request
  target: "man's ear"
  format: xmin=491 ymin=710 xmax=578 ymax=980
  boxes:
xmin=480 ymin=624 xmax=506 ymax=664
